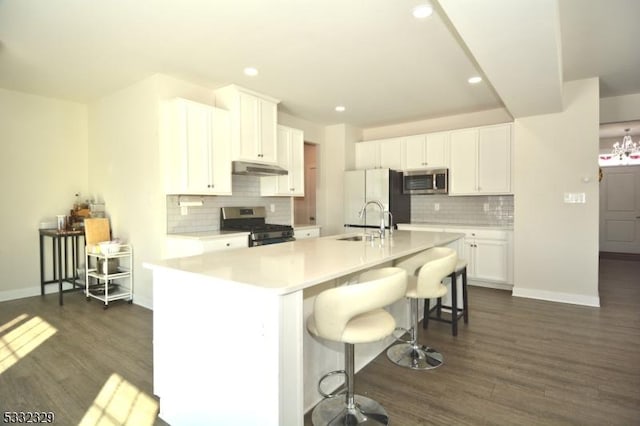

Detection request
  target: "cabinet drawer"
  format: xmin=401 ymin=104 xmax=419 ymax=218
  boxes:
xmin=294 ymin=228 xmax=320 ymax=239
xmin=202 ymin=235 xmax=249 ymax=252
xmin=443 ymin=228 xmax=508 ymax=240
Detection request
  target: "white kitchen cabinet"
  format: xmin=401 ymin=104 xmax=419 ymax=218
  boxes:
xmin=294 ymin=226 xmax=320 ymax=239
xmin=261 ymin=125 xmax=304 ymax=196
xmin=164 ymin=233 xmax=249 ymax=259
xmin=163 ymin=98 xmax=231 ymax=195
xmin=214 ymin=84 xmax=279 ymax=164
xmin=404 ymin=132 xmax=449 ymax=170
xmin=454 ymin=229 xmax=511 ymax=288
xmin=397 ymin=224 xmax=513 ymax=290
xmin=449 ymin=123 xmax=512 ymax=195
xmin=355 ymin=138 xmax=403 ymax=170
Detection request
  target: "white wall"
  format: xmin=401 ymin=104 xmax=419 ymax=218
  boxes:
xmin=600 ymin=92 xmax=640 ymax=123
xmin=319 ymin=124 xmax=361 ymax=236
xmin=362 ymin=107 xmax=512 ymax=140
xmin=0 ymin=88 xmax=88 ymax=301
xmin=513 ymin=78 xmax=600 ymax=306
xmin=88 ymin=74 xmax=217 ymax=309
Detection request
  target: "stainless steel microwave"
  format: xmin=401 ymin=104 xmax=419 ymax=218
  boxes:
xmin=402 ymin=169 xmax=448 ymax=194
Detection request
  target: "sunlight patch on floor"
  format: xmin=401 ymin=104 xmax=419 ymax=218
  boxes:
xmin=79 ymin=373 xmax=159 ymax=426
xmin=0 ymin=314 xmax=57 ymax=375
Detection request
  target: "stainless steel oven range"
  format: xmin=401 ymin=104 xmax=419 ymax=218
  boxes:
xmin=220 ymin=206 xmax=295 ymax=247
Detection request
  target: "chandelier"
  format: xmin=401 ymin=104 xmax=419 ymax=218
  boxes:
xmin=612 ymin=128 xmax=639 ymax=159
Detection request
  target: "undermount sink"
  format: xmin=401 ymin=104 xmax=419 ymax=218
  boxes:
xmin=337 ymin=234 xmax=380 ymax=242
xmin=337 ymin=235 xmax=366 ymax=241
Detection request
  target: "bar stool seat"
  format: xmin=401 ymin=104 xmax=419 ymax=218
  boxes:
xmin=424 ymin=258 xmax=469 ymax=336
xmin=387 ymin=247 xmax=457 ymax=370
xmin=307 ymin=267 xmax=408 ymax=425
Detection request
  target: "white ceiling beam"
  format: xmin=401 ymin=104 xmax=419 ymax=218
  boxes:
xmin=438 ymin=0 xmax=564 ymax=118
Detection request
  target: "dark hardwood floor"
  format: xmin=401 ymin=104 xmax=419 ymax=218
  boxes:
xmin=305 ymin=258 xmax=640 ymax=425
xmin=1 ymin=258 xmax=638 ymax=425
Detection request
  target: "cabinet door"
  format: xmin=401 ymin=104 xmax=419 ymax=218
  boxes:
xmin=478 ymin=124 xmax=511 ymax=193
xmin=404 ymin=135 xmax=427 ymax=169
xmin=210 ymin=108 xmax=232 ymax=194
xmin=355 ymin=142 xmax=380 ymax=169
xmin=184 ymin=101 xmax=211 ymax=191
xmin=425 ymin=132 xmax=449 ymax=168
xmin=379 ymin=138 xmax=403 ymax=170
xmin=260 ymin=126 xmax=304 ymax=196
xmin=238 ymin=92 xmax=259 ymax=161
xmin=164 ymin=99 xmax=230 ymax=195
xmin=473 ymin=238 xmax=508 ymax=282
xmin=288 ymin=128 xmax=305 ymax=195
xmin=449 ymin=128 xmax=478 ymax=195
xmin=258 ymin=99 xmax=278 ymax=164
xmin=463 ymin=237 xmax=476 ymax=278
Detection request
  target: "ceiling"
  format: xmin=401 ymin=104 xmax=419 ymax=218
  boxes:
xmin=0 ymin=0 xmax=638 ymax=129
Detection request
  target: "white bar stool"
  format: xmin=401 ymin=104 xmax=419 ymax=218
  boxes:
xmin=387 ymin=247 xmax=457 ymax=370
xmin=307 ymin=267 xmax=408 ymax=425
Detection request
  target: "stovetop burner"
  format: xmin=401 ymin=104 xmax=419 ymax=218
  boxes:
xmin=220 ymin=206 xmax=294 ymax=246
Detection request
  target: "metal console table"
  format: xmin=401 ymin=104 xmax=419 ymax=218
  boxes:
xmin=39 ymin=228 xmax=85 ymax=305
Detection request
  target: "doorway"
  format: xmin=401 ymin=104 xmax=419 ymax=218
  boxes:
xmin=599 ymin=165 xmax=640 ymax=254
xmin=599 ymin=120 xmax=640 ymax=255
xmin=294 ymin=143 xmax=317 ymax=225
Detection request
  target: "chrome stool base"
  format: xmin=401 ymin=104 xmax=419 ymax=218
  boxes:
xmin=312 ymin=395 xmax=389 ymax=425
xmin=386 ymin=342 xmax=443 ymax=370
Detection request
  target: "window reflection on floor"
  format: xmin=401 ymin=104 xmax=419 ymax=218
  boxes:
xmin=79 ymin=373 xmax=159 ymax=426
xmin=0 ymin=314 xmax=57 ymax=375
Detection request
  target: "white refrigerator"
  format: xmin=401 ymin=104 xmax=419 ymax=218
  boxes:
xmin=343 ymin=169 xmax=410 ymax=229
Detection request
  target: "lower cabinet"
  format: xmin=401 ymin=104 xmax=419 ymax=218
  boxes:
xmin=397 ymin=224 xmax=513 ymax=289
xmin=164 ymin=233 xmax=249 ymax=259
xmin=459 ymin=230 xmax=510 ymax=286
xmin=294 ymin=226 xmax=320 ymax=239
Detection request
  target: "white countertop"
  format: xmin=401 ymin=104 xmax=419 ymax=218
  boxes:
xmin=166 ymin=230 xmax=249 ymax=239
xmin=399 ymin=222 xmax=513 ymax=231
xmin=145 ymin=230 xmax=463 ymax=295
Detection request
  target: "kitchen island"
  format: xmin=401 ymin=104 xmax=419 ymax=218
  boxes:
xmin=144 ymin=230 xmax=462 ymax=426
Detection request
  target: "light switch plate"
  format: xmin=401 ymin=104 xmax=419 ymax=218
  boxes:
xmin=563 ymin=192 xmax=586 ymax=203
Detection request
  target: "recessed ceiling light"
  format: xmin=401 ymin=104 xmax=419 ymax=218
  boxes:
xmin=412 ymin=4 xmax=433 ymax=19
xmin=468 ymin=76 xmax=482 ymax=84
xmin=243 ymin=67 xmax=258 ymax=77
xmin=335 ymin=105 xmax=346 ymax=112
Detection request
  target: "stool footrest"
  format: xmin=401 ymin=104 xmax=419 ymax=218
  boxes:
xmin=318 ymin=369 xmax=347 ymax=399
xmin=427 ymin=304 xmax=465 ymax=324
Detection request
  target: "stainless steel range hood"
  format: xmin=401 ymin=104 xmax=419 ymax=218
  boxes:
xmin=232 ymin=161 xmax=288 ymax=176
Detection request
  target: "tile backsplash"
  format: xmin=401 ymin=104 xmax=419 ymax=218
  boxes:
xmin=410 ymin=194 xmax=513 ymax=227
xmin=167 ymin=175 xmax=292 ymax=234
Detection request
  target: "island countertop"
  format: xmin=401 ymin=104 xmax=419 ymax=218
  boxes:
xmin=144 ymin=230 xmax=463 ymax=295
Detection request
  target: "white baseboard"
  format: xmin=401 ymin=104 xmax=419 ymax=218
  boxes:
xmin=512 ymin=287 xmax=600 ymax=307
xmin=0 ymin=286 xmax=41 ymax=302
xmin=468 ymin=280 xmax=513 ymax=291
xmin=132 ymin=296 xmax=153 ymax=310
xmin=0 ymin=284 xmax=154 ymax=311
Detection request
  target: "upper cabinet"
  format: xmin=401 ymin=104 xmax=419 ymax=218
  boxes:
xmin=355 ymin=138 xmax=403 ymax=170
xmin=162 ymin=98 xmax=231 ymax=195
xmin=214 ymin=84 xmax=279 ymax=165
xmin=404 ymin=132 xmax=449 ymax=170
xmin=449 ymin=123 xmax=512 ymax=195
xmin=261 ymin=125 xmax=305 ymax=196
